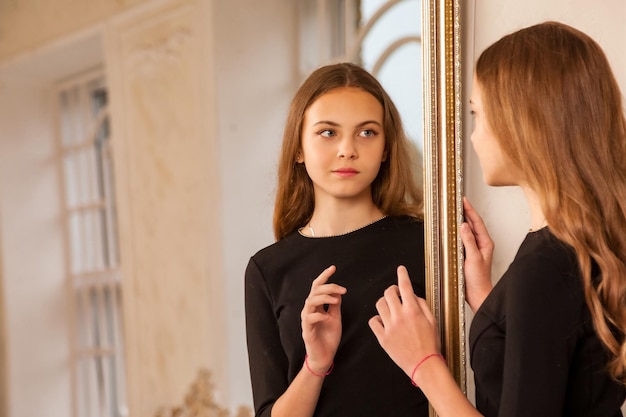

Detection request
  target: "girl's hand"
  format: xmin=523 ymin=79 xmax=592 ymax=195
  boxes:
xmin=369 ymin=266 xmax=441 ymax=377
xmin=301 ymin=265 xmax=347 ymax=374
xmin=461 ymin=197 xmax=494 ymax=312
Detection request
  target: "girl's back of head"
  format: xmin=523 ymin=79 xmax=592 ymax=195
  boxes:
xmin=476 ymin=21 xmax=626 ymax=382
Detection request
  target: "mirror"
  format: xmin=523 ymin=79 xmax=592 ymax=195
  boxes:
xmin=306 ymin=0 xmax=465 ymax=403
xmin=298 ymin=2 xmax=465 ymax=416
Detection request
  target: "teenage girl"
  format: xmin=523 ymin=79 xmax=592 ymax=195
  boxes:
xmin=370 ymin=21 xmax=626 ymax=417
xmin=245 ymin=62 xmax=428 ymax=417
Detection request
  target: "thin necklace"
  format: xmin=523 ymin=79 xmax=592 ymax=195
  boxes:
xmin=300 ymin=215 xmax=387 ymax=238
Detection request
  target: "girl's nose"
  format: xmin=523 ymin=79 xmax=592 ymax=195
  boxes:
xmin=337 ymin=137 xmax=358 ymax=159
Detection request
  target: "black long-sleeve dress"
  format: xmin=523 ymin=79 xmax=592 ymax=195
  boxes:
xmin=245 ymin=216 xmax=428 ymax=417
xmin=470 ymin=227 xmax=626 ymax=417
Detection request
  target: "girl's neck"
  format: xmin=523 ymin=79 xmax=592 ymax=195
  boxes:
xmin=521 ymin=185 xmax=547 ymax=232
xmin=305 ymin=200 xmax=385 ymax=238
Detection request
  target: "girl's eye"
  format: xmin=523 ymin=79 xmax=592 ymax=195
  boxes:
xmin=359 ymin=129 xmax=377 ymax=137
xmin=319 ymin=129 xmax=335 ymax=138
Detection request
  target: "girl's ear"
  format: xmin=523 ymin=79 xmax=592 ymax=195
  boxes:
xmin=296 ymin=151 xmax=304 ymax=163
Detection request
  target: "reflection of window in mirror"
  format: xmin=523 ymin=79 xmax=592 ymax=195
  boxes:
xmin=357 ymin=0 xmax=423 ymax=152
xmin=305 ymin=0 xmax=424 ymax=182
xmin=300 ymin=1 xmax=422 ymax=150
xmin=56 ymin=73 xmax=127 ymax=417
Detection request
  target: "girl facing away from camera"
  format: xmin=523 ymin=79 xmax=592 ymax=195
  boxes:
xmin=245 ymin=62 xmax=428 ymax=416
xmin=370 ymin=21 xmax=626 ymax=417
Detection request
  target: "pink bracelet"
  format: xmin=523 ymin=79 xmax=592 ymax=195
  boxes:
xmin=304 ymin=354 xmax=334 ymax=377
xmin=411 ymin=353 xmax=445 ymax=387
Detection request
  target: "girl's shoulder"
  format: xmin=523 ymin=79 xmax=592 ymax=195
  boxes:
xmin=514 ymin=228 xmax=576 ymax=272
xmin=506 ymin=228 xmax=583 ymax=303
xmin=382 ymin=214 xmax=424 ymax=231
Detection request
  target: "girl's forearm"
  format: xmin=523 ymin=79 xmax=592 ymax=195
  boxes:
xmin=412 ymin=359 xmax=483 ymax=417
xmin=270 ymin=365 xmax=325 ymax=417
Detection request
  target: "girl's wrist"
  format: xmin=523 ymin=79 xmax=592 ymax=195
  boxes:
xmin=410 ymin=353 xmax=447 ymax=388
xmin=304 ymin=354 xmax=334 ymax=377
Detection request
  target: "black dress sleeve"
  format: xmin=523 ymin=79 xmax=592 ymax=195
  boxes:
xmin=244 ymin=257 xmax=289 ymax=417
xmin=498 ymin=250 xmax=581 ymax=416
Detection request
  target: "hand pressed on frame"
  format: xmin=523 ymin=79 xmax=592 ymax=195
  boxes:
xmin=369 ymin=266 xmax=441 ymax=378
xmin=460 ymin=197 xmax=494 ymax=312
xmin=301 ymin=265 xmax=347 ymax=374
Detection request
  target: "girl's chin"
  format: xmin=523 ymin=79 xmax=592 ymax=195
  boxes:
xmin=483 ymin=177 xmax=518 ymax=187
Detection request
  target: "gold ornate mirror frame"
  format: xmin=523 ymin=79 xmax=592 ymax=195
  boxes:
xmin=422 ymin=0 xmax=465 ymax=413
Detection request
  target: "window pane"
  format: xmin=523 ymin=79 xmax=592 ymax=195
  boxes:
xmin=57 ymin=71 xmax=126 ymax=417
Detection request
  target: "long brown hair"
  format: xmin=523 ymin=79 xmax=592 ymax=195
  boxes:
xmin=273 ymin=62 xmax=423 ymax=240
xmin=476 ymin=21 xmax=626 ymax=381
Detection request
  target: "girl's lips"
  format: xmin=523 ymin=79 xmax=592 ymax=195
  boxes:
xmin=333 ymin=168 xmax=359 ymax=176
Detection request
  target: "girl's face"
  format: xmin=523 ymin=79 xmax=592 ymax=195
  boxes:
xmin=470 ymin=79 xmax=523 ymax=186
xmin=298 ymin=87 xmax=386 ymax=206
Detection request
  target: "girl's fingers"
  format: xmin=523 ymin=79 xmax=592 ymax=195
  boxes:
xmin=325 ymin=290 xmax=343 ymax=315
xmin=303 ymin=285 xmax=347 ymax=312
xmin=463 ymin=198 xmax=487 ymax=233
xmin=311 ymin=265 xmax=338 ymax=284
xmin=303 ymin=294 xmax=342 ymax=309
xmin=375 ymin=295 xmax=391 ymax=323
xmin=302 ymin=266 xmax=346 ymax=325
xmin=368 ymin=315 xmax=384 ymax=337
xmin=305 ymin=311 xmax=338 ymax=324
xmin=311 ymin=284 xmax=347 ymax=295
xmin=462 ymin=197 xmax=494 ymax=253
xmin=415 ymin=297 xmax=436 ymax=327
xmin=460 ymin=222 xmax=481 ymax=258
xmin=463 ymin=197 xmax=481 ymax=224
xmin=383 ymin=266 xmax=417 ymax=312
xmin=375 ymin=266 xmax=423 ymax=326
xmin=308 ymin=283 xmax=347 ymax=298
xmin=397 ymin=266 xmax=432 ymax=325
xmin=396 ymin=265 xmax=416 ymax=305
xmin=309 ymin=265 xmax=347 ymax=296
xmin=303 ymin=265 xmax=347 ymax=309
xmin=383 ymin=285 xmax=402 ymax=312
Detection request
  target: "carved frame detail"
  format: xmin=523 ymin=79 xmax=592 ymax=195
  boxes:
xmin=422 ymin=0 xmax=464 ymax=415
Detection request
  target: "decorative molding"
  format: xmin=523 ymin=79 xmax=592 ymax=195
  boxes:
xmin=106 ymin=1 xmax=225 ymax=415
xmin=154 ymin=369 xmax=252 ymax=417
xmin=422 ymin=0 xmax=464 ymax=415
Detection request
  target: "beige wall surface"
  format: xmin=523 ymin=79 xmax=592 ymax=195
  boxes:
xmin=0 ymin=0 xmax=302 ymax=414
xmin=0 ymin=0 xmax=152 ymax=61
xmin=106 ymin=1 xmax=222 ymax=414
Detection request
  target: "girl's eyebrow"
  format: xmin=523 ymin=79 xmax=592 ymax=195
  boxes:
xmin=313 ymin=120 xmax=340 ymax=126
xmin=313 ymin=120 xmax=382 ymax=127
